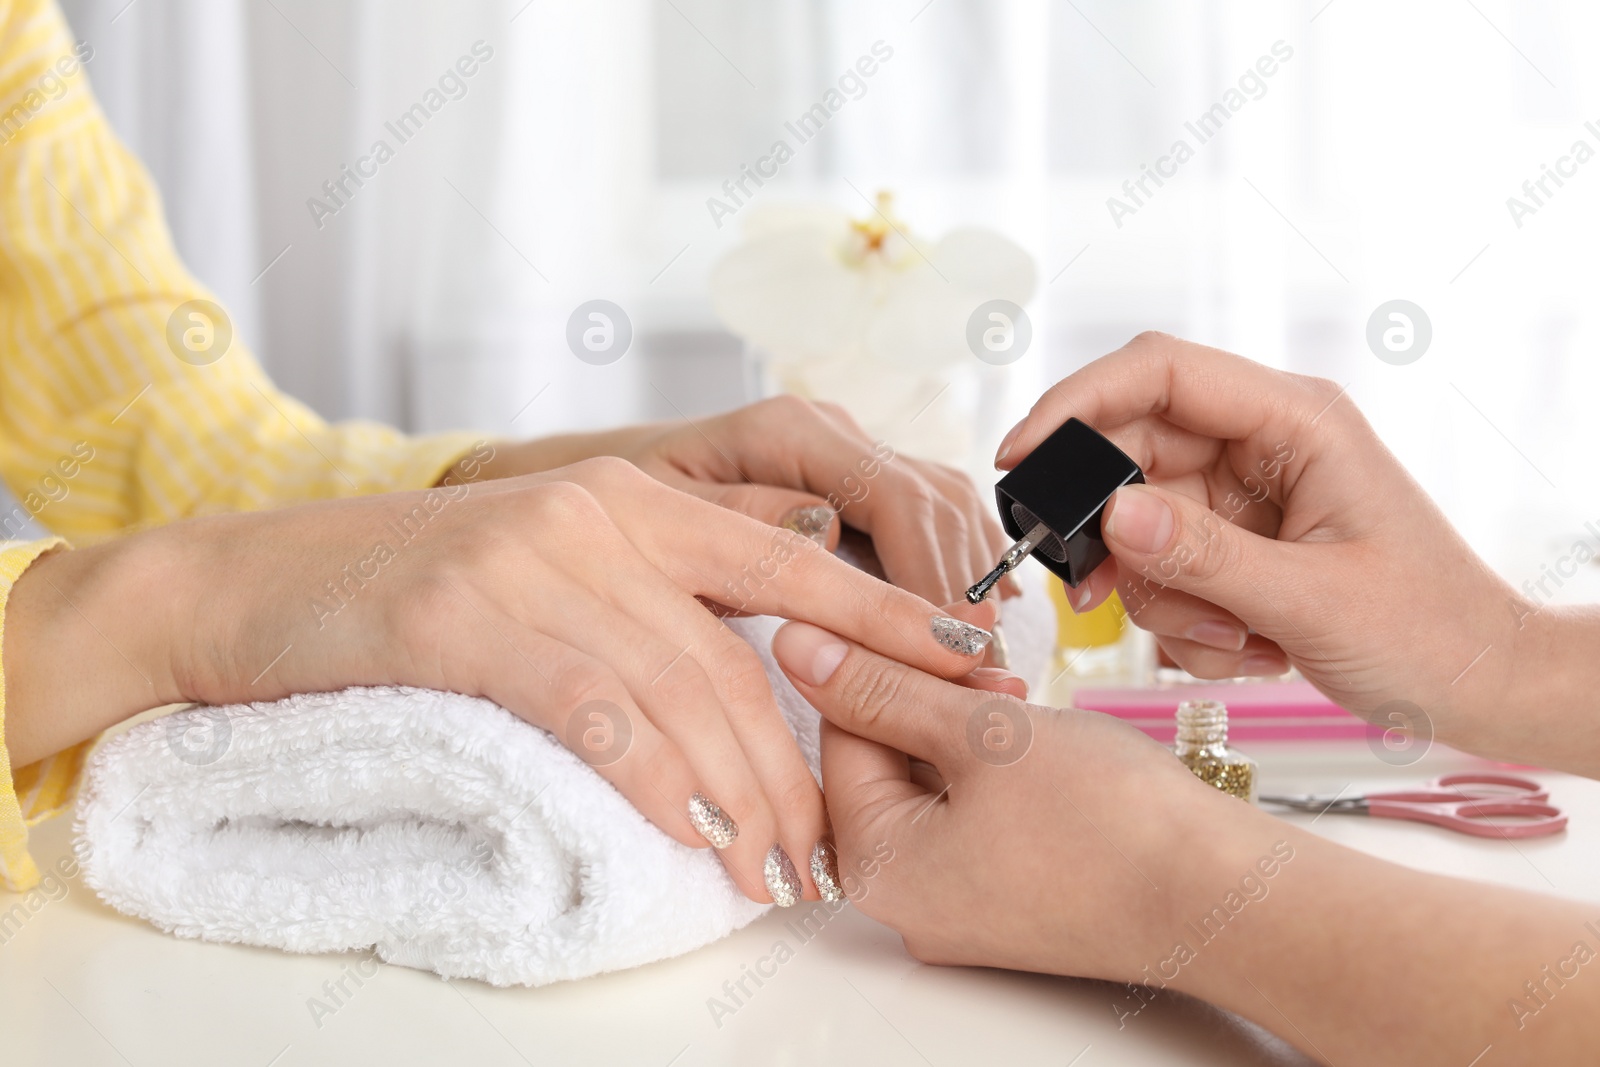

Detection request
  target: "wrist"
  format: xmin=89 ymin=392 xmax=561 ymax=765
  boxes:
xmin=1481 ymin=603 xmax=1600 ymax=772
xmin=3 ymin=530 xmax=186 ymax=766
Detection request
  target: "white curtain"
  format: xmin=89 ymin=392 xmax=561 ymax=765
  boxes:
xmin=57 ymin=0 xmax=1600 ymax=589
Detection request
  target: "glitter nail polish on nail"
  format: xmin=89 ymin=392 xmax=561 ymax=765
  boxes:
xmin=811 ymin=840 xmax=844 ymax=902
xmin=781 ymin=505 xmax=834 ymax=547
xmin=931 ymin=615 xmax=993 ymax=656
xmin=687 ymin=792 xmax=738 ymax=848
xmin=764 ymin=844 xmax=802 ymax=907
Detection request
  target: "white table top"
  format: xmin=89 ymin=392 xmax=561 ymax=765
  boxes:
xmin=3 ymin=739 xmax=1592 ymax=1067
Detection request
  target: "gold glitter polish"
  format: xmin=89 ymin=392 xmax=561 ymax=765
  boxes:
xmin=810 ymin=839 xmax=844 ymax=903
xmin=780 ymin=505 xmax=834 ymax=547
xmin=687 ymin=792 xmax=739 ymax=848
xmin=931 ymin=616 xmax=993 ymax=656
xmin=1172 ymin=700 xmax=1257 ymax=803
xmin=764 ymin=844 xmax=802 ymax=907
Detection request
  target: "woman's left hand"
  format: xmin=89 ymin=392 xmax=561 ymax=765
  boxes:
xmin=477 ymin=396 xmax=1017 ymax=607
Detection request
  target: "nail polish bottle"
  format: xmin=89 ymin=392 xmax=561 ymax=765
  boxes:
xmin=1172 ymin=699 xmax=1256 ymax=803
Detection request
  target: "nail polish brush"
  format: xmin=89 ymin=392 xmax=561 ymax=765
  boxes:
xmin=967 ymin=418 xmax=1145 ymax=603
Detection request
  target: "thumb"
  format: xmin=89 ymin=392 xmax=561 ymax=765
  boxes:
xmin=680 ymin=480 xmax=840 ymax=550
xmin=1101 ymin=483 xmax=1298 ymax=623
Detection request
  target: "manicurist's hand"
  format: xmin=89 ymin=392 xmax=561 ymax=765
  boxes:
xmin=997 ymin=332 xmax=1594 ymax=773
xmin=3 ymin=458 xmax=997 ymax=907
xmin=475 ymin=395 xmax=1018 ymax=607
xmin=775 ymin=620 xmax=1600 ymax=1066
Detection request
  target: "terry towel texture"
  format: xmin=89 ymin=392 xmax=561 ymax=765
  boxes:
xmin=74 ymin=586 xmax=1053 ymax=986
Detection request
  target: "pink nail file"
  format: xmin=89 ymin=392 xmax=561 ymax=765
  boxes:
xmin=1071 ymin=679 xmax=1377 ymax=743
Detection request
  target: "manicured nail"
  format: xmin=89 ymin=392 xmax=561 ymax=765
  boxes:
xmin=1103 ymin=486 xmax=1174 ymax=555
xmin=1241 ymin=655 xmax=1289 ymax=677
xmin=969 ymin=667 xmax=1028 ymax=697
xmin=688 ymin=792 xmax=738 ymax=848
xmin=988 ymin=624 xmax=1010 ymax=669
xmin=931 ymin=615 xmax=993 ymax=656
xmin=1186 ymin=621 xmax=1248 ymax=652
xmin=811 ymin=840 xmax=844 ymax=902
xmin=781 ymin=505 xmax=834 ymax=547
xmin=764 ymin=844 xmax=803 ymax=907
xmin=772 ymin=622 xmax=849 ymax=685
xmin=994 ymin=418 xmax=1025 ymax=467
xmin=1071 ymin=583 xmax=1093 ymax=612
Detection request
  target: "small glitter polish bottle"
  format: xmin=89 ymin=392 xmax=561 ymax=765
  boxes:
xmin=1172 ymin=699 xmax=1256 ymax=803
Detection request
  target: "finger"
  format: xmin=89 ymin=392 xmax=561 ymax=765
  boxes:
xmin=1099 ymin=482 xmax=1307 ymax=642
xmin=539 ymin=560 xmax=799 ymax=904
xmin=1155 ymin=634 xmax=1290 ymax=679
xmin=1111 ymin=580 xmax=1251 ymax=653
xmin=677 ymin=479 xmax=840 ymax=552
xmin=996 ymin=332 xmax=1331 ymax=471
xmin=619 ymin=577 xmax=834 ymax=904
xmin=576 ymin=462 xmax=997 ymax=680
xmin=638 ymin=490 xmax=1001 ymax=681
xmin=819 ymin=719 xmax=927 ymax=845
xmin=466 ymin=627 xmax=709 ymax=851
xmin=772 ymin=620 xmax=991 ymax=765
xmin=914 ymin=459 xmax=1002 ymax=600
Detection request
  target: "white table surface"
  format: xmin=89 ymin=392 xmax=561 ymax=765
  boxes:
xmin=2 ymin=738 xmax=1593 ymax=1067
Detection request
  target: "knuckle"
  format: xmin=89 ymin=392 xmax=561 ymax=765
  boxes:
xmin=705 ymin=638 xmax=774 ymax=711
xmin=835 ymin=658 xmax=909 ymax=733
xmin=525 ymin=479 xmax=605 ymax=527
xmin=1128 ymin=329 xmax=1175 ymax=350
xmin=569 ymin=454 xmax=645 ymax=487
xmin=549 ymin=661 xmax=622 ymax=714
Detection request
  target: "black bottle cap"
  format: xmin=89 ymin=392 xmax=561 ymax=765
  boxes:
xmin=995 ymin=418 xmax=1145 ymax=588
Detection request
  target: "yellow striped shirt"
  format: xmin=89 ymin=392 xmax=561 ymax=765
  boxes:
xmin=0 ymin=0 xmax=482 ymax=890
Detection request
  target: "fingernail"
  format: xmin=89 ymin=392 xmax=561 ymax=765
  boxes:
xmin=1071 ymin=583 xmax=1093 ymax=612
xmin=1103 ymin=487 xmax=1173 ymax=555
xmin=969 ymin=667 xmax=1028 ymax=696
xmin=772 ymin=622 xmax=849 ymax=685
xmin=764 ymin=844 xmax=803 ymax=907
xmin=781 ymin=505 xmax=834 ymax=547
xmin=688 ymin=792 xmax=738 ymax=848
xmin=994 ymin=418 xmax=1025 ymax=467
xmin=811 ymin=840 xmax=844 ymax=902
xmin=999 ymin=573 xmax=1023 ymax=599
xmin=989 ymin=624 xmax=1011 ymax=669
xmin=931 ymin=615 xmax=993 ymax=656
xmin=1186 ymin=621 xmax=1248 ymax=652
xmin=1241 ymin=655 xmax=1288 ymax=677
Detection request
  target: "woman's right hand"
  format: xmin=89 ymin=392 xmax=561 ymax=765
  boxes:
xmin=997 ymin=333 xmax=1544 ymax=765
xmin=7 ymin=456 xmax=999 ymax=907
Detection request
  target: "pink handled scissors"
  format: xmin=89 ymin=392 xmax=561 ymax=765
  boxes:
xmin=1260 ymin=772 xmax=1567 ymax=839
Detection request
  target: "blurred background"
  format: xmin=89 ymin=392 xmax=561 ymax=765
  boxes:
xmin=59 ymin=0 xmax=1600 ymax=601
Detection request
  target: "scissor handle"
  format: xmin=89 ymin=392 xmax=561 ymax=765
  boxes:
xmin=1422 ymin=772 xmax=1549 ymax=802
xmin=1367 ymin=797 xmax=1568 ymax=839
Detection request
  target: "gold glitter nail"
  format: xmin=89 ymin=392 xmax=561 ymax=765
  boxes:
xmin=764 ymin=844 xmax=802 ymax=907
xmin=687 ymin=792 xmax=738 ymax=848
xmin=781 ymin=505 xmax=834 ymax=547
xmin=1172 ymin=700 xmax=1257 ymax=803
xmin=810 ymin=839 xmax=844 ymax=903
xmin=931 ymin=616 xmax=992 ymax=656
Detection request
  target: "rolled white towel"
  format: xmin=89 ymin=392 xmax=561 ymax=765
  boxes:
xmin=73 ymin=580 xmax=1054 ymax=987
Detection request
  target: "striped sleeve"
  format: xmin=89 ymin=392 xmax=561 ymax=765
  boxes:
xmin=0 ymin=0 xmax=482 ymax=547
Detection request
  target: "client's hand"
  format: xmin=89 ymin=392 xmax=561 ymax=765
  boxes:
xmin=6 ymin=458 xmax=998 ymax=906
xmin=478 ymin=396 xmax=1016 ymax=606
xmin=998 ymin=332 xmax=1533 ymax=764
